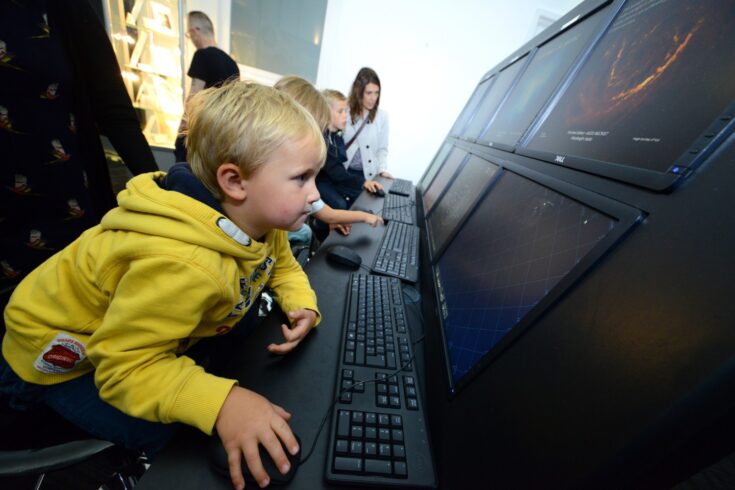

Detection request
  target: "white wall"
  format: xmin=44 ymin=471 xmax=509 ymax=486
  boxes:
xmin=316 ymin=0 xmax=582 ymax=182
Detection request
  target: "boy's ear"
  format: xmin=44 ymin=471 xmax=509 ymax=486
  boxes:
xmin=216 ymin=163 xmax=248 ymax=200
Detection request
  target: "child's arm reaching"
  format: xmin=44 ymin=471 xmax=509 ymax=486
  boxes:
xmin=216 ymin=386 xmax=299 ymax=489
xmin=313 ymin=204 xmax=384 ymax=228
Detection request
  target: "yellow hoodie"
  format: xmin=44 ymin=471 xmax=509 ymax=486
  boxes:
xmin=3 ymin=171 xmax=320 ymax=435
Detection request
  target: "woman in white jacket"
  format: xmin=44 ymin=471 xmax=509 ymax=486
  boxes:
xmin=343 ymin=67 xmax=394 ymax=185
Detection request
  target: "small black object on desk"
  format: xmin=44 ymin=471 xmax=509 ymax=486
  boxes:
xmin=372 ymin=188 xmax=386 ymax=197
xmin=325 ymin=245 xmax=362 ymax=269
xmin=209 ymin=433 xmax=301 ymax=486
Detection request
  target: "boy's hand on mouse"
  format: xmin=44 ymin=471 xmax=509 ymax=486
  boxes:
xmin=267 ymin=308 xmax=317 ymax=355
xmin=362 ymin=212 xmax=384 ymax=227
xmin=216 ymin=386 xmax=299 ymax=490
xmin=363 ymin=180 xmax=383 ymax=193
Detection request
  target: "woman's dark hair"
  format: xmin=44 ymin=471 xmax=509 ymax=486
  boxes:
xmin=348 ymin=67 xmax=381 ymax=124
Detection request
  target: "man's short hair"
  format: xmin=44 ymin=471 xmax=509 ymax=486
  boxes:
xmin=186 ymin=81 xmax=327 ymax=200
xmin=187 ymin=11 xmax=214 ymax=37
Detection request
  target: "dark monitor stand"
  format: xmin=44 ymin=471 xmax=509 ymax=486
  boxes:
xmin=135 ymin=178 xmax=427 ymax=490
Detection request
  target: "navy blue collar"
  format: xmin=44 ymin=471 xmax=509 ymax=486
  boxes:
xmin=159 ymin=163 xmax=224 ymax=214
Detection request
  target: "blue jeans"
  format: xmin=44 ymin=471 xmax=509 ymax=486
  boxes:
xmin=0 ymin=353 xmax=177 ymax=458
xmin=0 ymin=300 xmax=261 ymax=458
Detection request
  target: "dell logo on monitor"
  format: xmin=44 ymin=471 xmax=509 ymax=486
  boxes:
xmin=555 ymin=155 xmax=566 ymax=164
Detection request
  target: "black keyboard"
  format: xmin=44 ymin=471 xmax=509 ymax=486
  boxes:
xmin=372 ymin=221 xmax=420 ymax=283
xmin=325 ymin=274 xmax=436 ymax=488
xmin=388 ymin=178 xmax=414 ymax=197
xmin=382 ymin=194 xmax=415 ymax=225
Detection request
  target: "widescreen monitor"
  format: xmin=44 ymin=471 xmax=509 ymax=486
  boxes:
xmin=461 ymin=54 xmax=529 ymax=141
xmin=521 ymin=0 xmax=735 ymax=191
xmin=479 ymin=5 xmax=610 ymax=150
xmin=433 ymin=166 xmax=641 ymax=395
xmin=422 ymin=147 xmax=468 ymax=216
xmin=427 ymin=155 xmax=500 ymax=262
xmin=449 ymin=77 xmax=494 ymax=137
xmin=419 ymin=142 xmax=453 ymax=192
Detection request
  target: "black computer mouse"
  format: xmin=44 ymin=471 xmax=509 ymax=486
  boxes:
xmin=209 ymin=433 xmax=301 ymax=485
xmin=326 ymin=244 xmax=362 ymax=269
xmin=371 ymin=188 xmax=386 ymax=197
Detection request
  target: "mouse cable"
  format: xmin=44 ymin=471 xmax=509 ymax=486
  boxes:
xmin=299 ymin=335 xmax=426 ymax=465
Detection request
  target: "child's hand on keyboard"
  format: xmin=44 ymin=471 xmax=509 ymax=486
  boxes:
xmin=360 ymin=212 xmax=384 ymax=228
xmin=215 ymin=386 xmax=298 ymax=490
xmin=267 ymin=308 xmax=317 ymax=355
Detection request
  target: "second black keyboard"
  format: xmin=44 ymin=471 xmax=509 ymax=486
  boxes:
xmin=382 ymin=193 xmax=415 ymax=225
xmin=372 ymin=221 xmax=420 ymax=283
xmin=388 ymin=178 xmax=414 ymax=197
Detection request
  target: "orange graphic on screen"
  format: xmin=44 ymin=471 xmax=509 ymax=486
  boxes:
xmin=572 ymin=11 xmax=706 ymax=126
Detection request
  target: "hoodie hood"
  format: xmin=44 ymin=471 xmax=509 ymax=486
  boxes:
xmin=101 ymin=167 xmax=270 ymax=259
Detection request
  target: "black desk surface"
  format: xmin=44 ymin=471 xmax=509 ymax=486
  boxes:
xmin=136 ymin=179 xmax=427 ymax=490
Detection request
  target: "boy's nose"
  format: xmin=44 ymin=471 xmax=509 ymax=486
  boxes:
xmin=307 ymin=181 xmax=320 ymax=204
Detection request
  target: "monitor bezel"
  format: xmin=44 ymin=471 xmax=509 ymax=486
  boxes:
xmin=431 ymin=149 xmax=644 ymax=398
xmin=515 ymin=0 xmax=735 ymax=192
xmin=427 ymin=154 xmax=502 ymax=264
xmin=422 ymin=148 xmax=470 ymax=217
xmin=478 ymin=1 xmax=616 ymax=153
xmin=418 ymin=142 xmax=454 ymax=192
xmin=449 ymin=73 xmax=496 ymax=138
xmin=461 ymin=53 xmax=531 ymax=144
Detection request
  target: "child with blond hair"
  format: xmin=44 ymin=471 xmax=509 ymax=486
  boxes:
xmin=2 ymin=82 xmax=322 ymax=489
xmin=274 ymin=76 xmax=383 ymax=237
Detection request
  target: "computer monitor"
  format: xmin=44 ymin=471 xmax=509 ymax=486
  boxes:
xmin=479 ymin=5 xmax=611 ymax=151
xmin=427 ymin=155 xmax=500 ymax=262
xmin=419 ymin=142 xmax=453 ymax=192
xmin=432 ymin=166 xmax=641 ymax=395
xmin=422 ymin=147 xmax=468 ymax=216
xmin=520 ymin=0 xmax=735 ymax=191
xmin=461 ymin=54 xmax=529 ymax=141
xmin=449 ymin=76 xmax=494 ymax=137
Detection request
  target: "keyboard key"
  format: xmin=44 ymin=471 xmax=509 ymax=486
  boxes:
xmin=378 ymin=443 xmax=392 ymax=458
xmin=365 ymin=458 xmax=393 ymax=475
xmin=334 ymin=457 xmax=362 ymax=473
xmin=337 ymin=410 xmax=350 ymax=437
xmin=393 ymin=444 xmax=405 ymax=459
xmin=335 ymin=439 xmax=349 ymax=455
xmin=378 ymin=428 xmax=391 ymax=441
xmin=392 ymin=429 xmax=404 ymax=442
xmin=350 ymin=441 xmax=363 ymax=455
